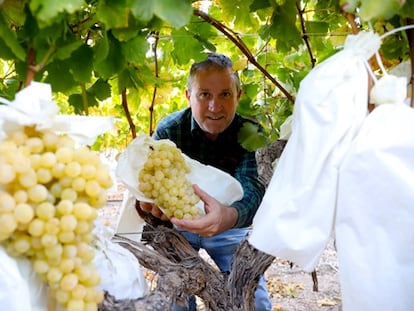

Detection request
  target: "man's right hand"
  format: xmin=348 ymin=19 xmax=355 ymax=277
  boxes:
xmin=139 ymin=201 xmax=170 ymax=221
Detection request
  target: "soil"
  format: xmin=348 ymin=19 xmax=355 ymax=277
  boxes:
xmin=100 ymin=186 xmax=343 ymax=311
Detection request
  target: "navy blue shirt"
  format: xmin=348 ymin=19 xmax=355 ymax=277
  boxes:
xmin=153 ymin=108 xmax=265 ymax=228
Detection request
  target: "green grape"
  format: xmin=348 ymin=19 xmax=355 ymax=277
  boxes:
xmin=0 ymin=126 xmax=110 ymax=310
xmin=138 ymin=141 xmax=202 ymax=219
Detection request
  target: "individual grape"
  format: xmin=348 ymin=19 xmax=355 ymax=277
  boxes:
xmin=18 ymin=169 xmax=37 ymax=188
xmin=54 ymin=288 xmax=70 ymax=305
xmin=61 ymin=187 xmax=78 ymax=202
xmin=42 ymin=130 xmax=59 ymax=150
xmin=60 ymin=273 xmax=79 ymax=291
xmin=72 ymin=284 xmax=87 ymax=299
xmin=35 ymin=202 xmax=56 ymax=220
xmin=66 ymin=299 xmax=84 ymax=311
xmin=81 ymin=164 xmax=97 ymax=180
xmin=33 ymin=259 xmax=49 ymax=274
xmin=73 ymin=202 xmax=92 ymax=220
xmin=60 ymin=214 xmax=77 ymax=232
xmin=10 ymin=234 xmax=31 ymax=254
xmin=72 ymin=177 xmax=86 ymax=192
xmin=47 ymin=266 xmax=63 ymax=284
xmin=44 ymin=243 xmax=63 ymax=260
xmin=40 ymin=151 xmax=57 ymax=168
xmin=56 ymin=199 xmax=74 ymax=215
xmin=0 ymin=213 xmax=18 ymax=237
xmin=51 ymin=162 xmax=66 ymax=179
xmin=28 ymin=218 xmax=45 ymax=237
xmin=55 ymin=147 xmax=74 ymax=164
xmin=36 ymin=168 xmax=53 ymax=184
xmin=65 ymin=161 xmax=82 ymax=178
xmin=0 ymin=191 xmax=16 ymax=212
xmin=0 ymin=162 xmax=15 ymax=184
xmin=27 ymin=184 xmax=48 ymax=202
xmin=41 ymin=233 xmax=58 ymax=248
xmin=26 ymin=137 xmax=44 ymax=153
xmin=59 ymin=258 xmax=75 ymax=274
xmin=14 ymin=203 xmax=34 ymax=224
xmin=58 ymin=231 xmax=75 ymax=243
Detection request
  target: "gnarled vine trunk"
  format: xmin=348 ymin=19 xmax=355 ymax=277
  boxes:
xmin=99 ymin=139 xmax=317 ymax=310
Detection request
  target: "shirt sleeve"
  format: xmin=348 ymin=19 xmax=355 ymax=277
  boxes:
xmin=231 ymin=151 xmax=265 ymax=228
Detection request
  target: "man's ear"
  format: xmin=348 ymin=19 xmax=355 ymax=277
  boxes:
xmin=185 ymin=89 xmax=191 ymax=100
xmin=237 ymin=89 xmax=242 ymax=100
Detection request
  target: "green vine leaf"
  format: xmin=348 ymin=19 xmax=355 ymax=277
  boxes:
xmin=0 ymin=14 xmax=26 ymax=61
xmin=88 ymin=79 xmax=111 ymax=101
xmin=69 ymin=45 xmax=94 ymax=83
xmin=96 ymin=0 xmax=129 ymax=29
xmin=93 ymin=34 xmax=125 ymax=80
xmin=43 ymin=60 xmax=77 ymax=92
xmin=120 ymin=34 xmax=148 ymax=66
xmin=238 ymin=122 xmax=268 ymax=151
xmin=153 ymin=0 xmax=193 ymax=29
xmin=29 ymin=0 xmax=84 ymax=27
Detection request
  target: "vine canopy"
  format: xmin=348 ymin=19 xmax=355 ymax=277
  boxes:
xmin=0 ymin=0 xmax=413 ymax=150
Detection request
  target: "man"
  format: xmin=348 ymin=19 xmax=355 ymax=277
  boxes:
xmin=139 ymin=53 xmax=271 ymax=310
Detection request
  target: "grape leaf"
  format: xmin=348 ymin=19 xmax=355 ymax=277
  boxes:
xmin=1 ymin=0 xmax=27 ymax=26
xmin=96 ymin=0 xmax=129 ymax=29
xmin=250 ymin=0 xmax=271 ymax=11
xmin=153 ymin=0 xmax=193 ymax=29
xmin=29 ymin=0 xmax=84 ymax=27
xmin=68 ymin=92 xmax=98 ymax=114
xmin=120 ymin=34 xmax=148 ymax=66
xmin=238 ymin=122 xmax=268 ymax=151
xmin=129 ymin=0 xmax=155 ymax=21
xmin=43 ymin=60 xmax=77 ymax=92
xmin=93 ymin=35 xmax=125 ymax=80
xmin=171 ymin=28 xmax=206 ymax=65
xmin=87 ymin=79 xmax=111 ymax=101
xmin=69 ymin=45 xmax=93 ymax=83
xmin=0 ymin=14 xmax=26 ymax=61
xmin=359 ymin=0 xmax=405 ymax=21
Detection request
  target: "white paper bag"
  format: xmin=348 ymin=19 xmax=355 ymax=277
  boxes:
xmin=93 ymin=221 xmax=149 ymax=300
xmin=335 ymin=75 xmax=414 ymax=311
xmin=249 ymin=31 xmax=381 ymax=272
xmin=0 ymin=246 xmax=48 ymax=311
xmin=115 ymin=189 xmax=146 ymax=243
xmin=115 ymin=134 xmax=244 ymax=217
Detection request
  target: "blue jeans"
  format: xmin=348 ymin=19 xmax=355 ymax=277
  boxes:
xmin=172 ymin=228 xmax=272 ymax=311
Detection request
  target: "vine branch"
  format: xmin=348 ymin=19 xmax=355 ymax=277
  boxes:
xmin=121 ymin=88 xmax=136 ymax=139
xmin=149 ymin=31 xmax=160 ymax=135
xmin=296 ymin=1 xmax=316 ymax=68
xmin=193 ymin=9 xmax=295 ymax=103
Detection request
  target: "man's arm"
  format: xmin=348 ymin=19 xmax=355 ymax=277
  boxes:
xmin=231 ymin=151 xmax=266 ymax=228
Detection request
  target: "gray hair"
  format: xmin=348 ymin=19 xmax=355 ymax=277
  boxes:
xmin=187 ymin=53 xmax=241 ymax=91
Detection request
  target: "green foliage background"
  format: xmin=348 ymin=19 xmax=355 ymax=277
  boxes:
xmin=0 ymin=0 xmax=413 ymax=151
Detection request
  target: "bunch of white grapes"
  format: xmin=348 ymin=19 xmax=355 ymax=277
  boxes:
xmin=0 ymin=126 xmax=113 ymax=311
xmin=138 ymin=142 xmax=203 ymax=220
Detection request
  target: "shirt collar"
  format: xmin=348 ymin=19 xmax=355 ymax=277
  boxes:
xmin=190 ymin=115 xmax=240 ymax=139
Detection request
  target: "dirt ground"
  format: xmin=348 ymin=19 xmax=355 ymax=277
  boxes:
xmin=100 ymin=188 xmax=343 ymax=311
xmin=265 ymin=240 xmax=342 ymax=311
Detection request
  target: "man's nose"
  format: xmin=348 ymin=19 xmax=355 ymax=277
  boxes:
xmin=208 ymin=98 xmax=222 ymax=112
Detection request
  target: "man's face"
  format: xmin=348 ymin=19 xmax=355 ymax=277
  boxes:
xmin=186 ymin=68 xmax=241 ymax=141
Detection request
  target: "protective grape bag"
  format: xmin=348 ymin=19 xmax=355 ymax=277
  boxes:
xmin=115 ymin=134 xmax=244 ymax=220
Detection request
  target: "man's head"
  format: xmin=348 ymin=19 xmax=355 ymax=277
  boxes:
xmin=186 ymin=53 xmax=242 ymax=141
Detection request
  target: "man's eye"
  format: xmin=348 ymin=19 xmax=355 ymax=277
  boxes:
xmin=198 ymin=92 xmax=210 ymax=99
xmin=221 ymin=92 xmax=231 ymax=98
